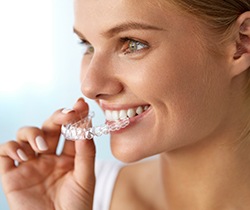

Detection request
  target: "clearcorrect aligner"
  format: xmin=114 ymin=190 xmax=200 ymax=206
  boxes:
xmin=61 ymin=112 xmax=130 ymax=140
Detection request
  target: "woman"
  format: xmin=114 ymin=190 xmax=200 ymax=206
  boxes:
xmin=1 ymin=0 xmax=250 ymax=209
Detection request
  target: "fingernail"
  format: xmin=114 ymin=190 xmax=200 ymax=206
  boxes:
xmin=62 ymin=108 xmax=74 ymax=114
xmin=17 ymin=149 xmax=28 ymax=161
xmin=35 ymin=136 xmax=48 ymax=151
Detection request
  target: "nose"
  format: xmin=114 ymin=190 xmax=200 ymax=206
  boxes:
xmin=80 ymin=53 xmax=123 ymax=100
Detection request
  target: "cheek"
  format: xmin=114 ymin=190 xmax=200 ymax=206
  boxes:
xmin=126 ymin=46 xmax=210 ymax=104
xmin=128 ymin=45 xmax=230 ymax=149
xmin=157 ymin=57 xmax=230 ymax=148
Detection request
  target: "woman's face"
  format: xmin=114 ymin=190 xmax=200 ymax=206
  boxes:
xmin=74 ymin=0 xmax=233 ymax=162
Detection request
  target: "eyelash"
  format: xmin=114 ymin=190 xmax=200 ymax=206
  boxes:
xmin=78 ymin=37 xmax=149 ymax=55
xmin=120 ymin=37 xmax=149 ymax=55
xmin=79 ymin=40 xmax=94 ymax=55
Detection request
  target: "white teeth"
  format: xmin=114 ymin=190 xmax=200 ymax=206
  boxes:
xmin=119 ymin=110 xmax=127 ymax=119
xmin=136 ymin=106 xmax=143 ymax=115
xmin=127 ymin=108 xmax=136 ymax=118
xmin=112 ymin=111 xmax=119 ymax=120
xmin=106 ymin=110 xmax=113 ymax=121
xmin=105 ymin=105 xmax=150 ymax=121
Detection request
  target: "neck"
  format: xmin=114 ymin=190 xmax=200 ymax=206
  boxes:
xmin=159 ymin=131 xmax=250 ymax=210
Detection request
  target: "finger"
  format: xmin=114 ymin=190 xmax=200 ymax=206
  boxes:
xmin=43 ymin=98 xmax=89 ymax=135
xmin=60 ymin=139 xmax=75 ymax=156
xmin=40 ymin=107 xmax=83 ymax=154
xmin=0 ymin=141 xmax=29 ymax=174
xmin=41 ymin=98 xmax=89 ymax=155
xmin=17 ymin=127 xmax=49 ymax=153
xmin=18 ymin=141 xmax=37 ymax=159
xmin=74 ymin=139 xmax=96 ymax=190
xmin=61 ymin=98 xmax=89 ymax=157
xmin=73 ymin=97 xmax=89 ymax=114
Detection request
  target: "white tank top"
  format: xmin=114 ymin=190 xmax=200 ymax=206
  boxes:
xmin=93 ymin=160 xmax=124 ymax=210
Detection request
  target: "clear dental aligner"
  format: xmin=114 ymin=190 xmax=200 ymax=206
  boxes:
xmin=61 ymin=112 xmax=130 ymax=140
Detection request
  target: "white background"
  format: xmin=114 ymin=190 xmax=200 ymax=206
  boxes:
xmin=0 ymin=0 xmax=114 ymax=209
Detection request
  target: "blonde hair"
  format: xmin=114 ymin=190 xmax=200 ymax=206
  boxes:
xmin=165 ymin=1 xmax=250 ymax=24
xmin=165 ymin=0 xmax=250 ymax=42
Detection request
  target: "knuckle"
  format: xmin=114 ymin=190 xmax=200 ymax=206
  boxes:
xmin=17 ymin=126 xmax=40 ymax=133
xmin=17 ymin=126 xmax=42 ymax=137
xmin=0 ymin=141 xmax=19 ymax=155
xmin=5 ymin=140 xmax=18 ymax=148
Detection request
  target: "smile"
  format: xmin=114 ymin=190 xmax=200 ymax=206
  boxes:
xmin=104 ymin=105 xmax=150 ymax=121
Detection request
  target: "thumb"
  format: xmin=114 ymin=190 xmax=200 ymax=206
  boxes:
xmin=74 ymin=139 xmax=96 ymax=190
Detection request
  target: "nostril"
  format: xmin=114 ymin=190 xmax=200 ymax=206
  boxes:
xmin=96 ymin=93 xmax=104 ymax=98
xmin=81 ymin=77 xmax=124 ymax=100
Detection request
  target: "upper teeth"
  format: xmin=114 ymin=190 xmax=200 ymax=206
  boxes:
xmin=105 ymin=105 xmax=149 ymax=121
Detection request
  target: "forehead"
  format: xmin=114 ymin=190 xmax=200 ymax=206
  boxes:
xmin=74 ymin=0 xmax=165 ymax=18
xmin=73 ymin=0 xmax=176 ymax=34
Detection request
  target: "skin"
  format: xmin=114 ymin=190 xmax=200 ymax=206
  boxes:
xmin=1 ymin=0 xmax=250 ymax=210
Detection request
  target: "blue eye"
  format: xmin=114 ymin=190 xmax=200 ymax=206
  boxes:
xmin=79 ymin=39 xmax=94 ymax=55
xmin=121 ymin=38 xmax=149 ymax=54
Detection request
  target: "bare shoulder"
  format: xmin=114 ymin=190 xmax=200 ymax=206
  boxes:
xmin=110 ymin=157 xmax=160 ymax=210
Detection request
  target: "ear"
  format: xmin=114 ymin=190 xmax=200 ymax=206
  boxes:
xmin=231 ymin=11 xmax=250 ymax=77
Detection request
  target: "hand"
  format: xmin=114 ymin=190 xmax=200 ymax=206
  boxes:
xmin=0 ymin=98 xmax=96 ymax=210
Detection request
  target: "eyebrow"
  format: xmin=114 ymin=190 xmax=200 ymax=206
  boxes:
xmin=73 ymin=22 xmax=164 ymax=39
xmin=73 ymin=28 xmax=85 ymax=39
xmin=102 ymin=22 xmax=164 ymax=37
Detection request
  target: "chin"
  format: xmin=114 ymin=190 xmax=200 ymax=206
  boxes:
xmin=110 ymin=138 xmax=157 ymax=163
xmin=112 ymin=151 xmax=145 ymax=163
